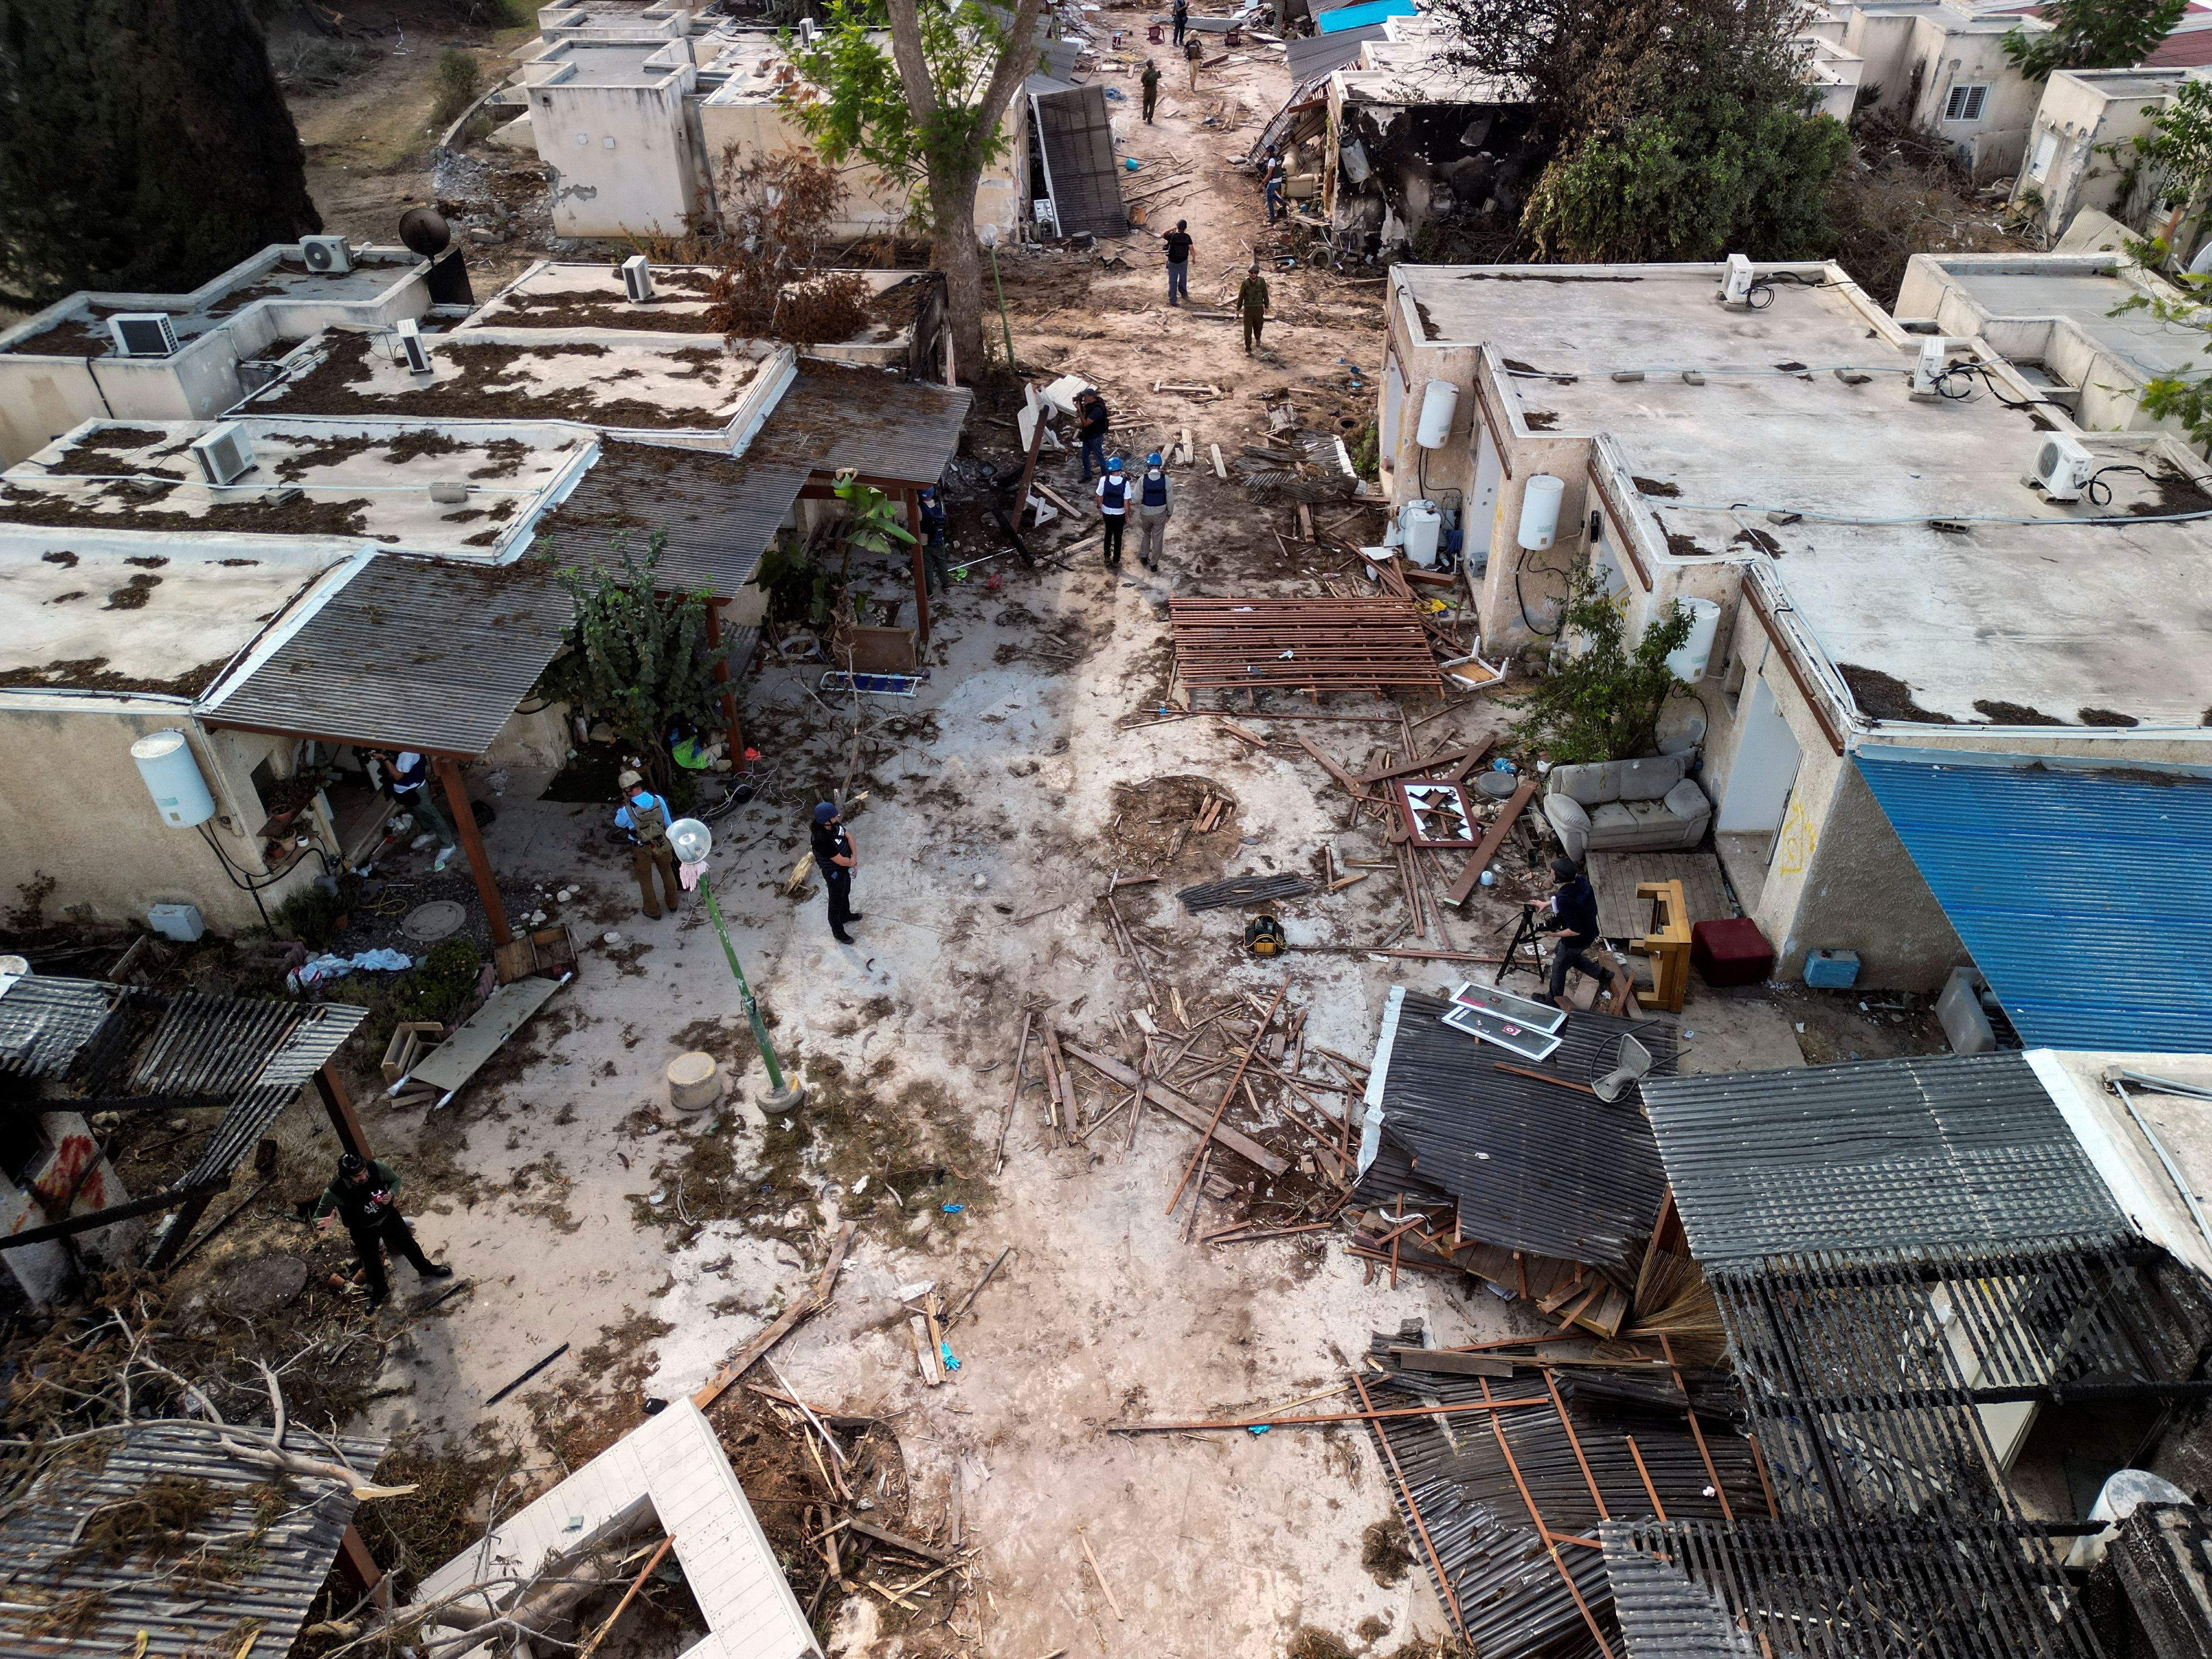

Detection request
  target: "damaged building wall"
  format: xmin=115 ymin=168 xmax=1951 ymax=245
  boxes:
xmin=1325 ymin=94 xmax=1541 ymax=250
xmin=528 ymin=76 xmax=708 ymax=239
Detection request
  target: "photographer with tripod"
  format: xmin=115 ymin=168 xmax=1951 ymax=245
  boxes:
xmin=1537 ymin=856 xmax=1636 ymax=1013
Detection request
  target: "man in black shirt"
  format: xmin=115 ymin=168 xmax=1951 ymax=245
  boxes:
xmin=1172 ymin=0 xmax=1188 ymax=44
xmin=1075 ymin=387 xmax=1110 ymax=482
xmin=314 ymin=1151 xmax=452 ymax=1313
xmin=1538 ymin=855 xmax=1634 ymax=1012
xmin=1162 ymin=220 xmax=1193 ymax=306
xmin=812 ymin=800 xmax=860 ymax=944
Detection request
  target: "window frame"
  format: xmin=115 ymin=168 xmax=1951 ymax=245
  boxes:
xmin=1943 ymin=83 xmax=1990 ymax=123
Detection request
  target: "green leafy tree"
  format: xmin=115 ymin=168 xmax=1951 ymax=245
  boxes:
xmin=1510 ymin=569 xmax=1696 ymax=764
xmin=0 ymin=0 xmax=321 ymax=304
xmin=2004 ymin=0 xmax=2187 ymax=81
xmin=781 ymin=0 xmax=1045 ymax=380
xmin=537 ymin=532 xmax=733 ymax=788
xmin=2097 ymin=85 xmax=2212 ymax=444
xmin=1431 ymin=0 xmax=1848 ymax=262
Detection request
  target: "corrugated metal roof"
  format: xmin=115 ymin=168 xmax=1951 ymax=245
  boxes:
xmin=754 ymin=364 xmax=972 ymax=487
xmin=1286 ymin=25 xmax=1384 ymax=80
xmin=1032 ymin=82 xmax=1131 ymax=237
xmin=1361 ymin=991 xmax=1674 ymax=1273
xmin=1641 ymin=1052 xmax=2128 ymax=1269
xmin=0 ymin=1419 xmax=388 ymax=1659
xmin=1856 ymin=747 xmax=2212 ymax=1053
xmin=0 ymin=975 xmax=122 ymax=1077
xmin=1319 ymin=0 xmax=1415 ymax=33
xmin=531 ymin=438 xmax=811 ymax=599
xmin=198 ymin=554 xmax=573 ymax=756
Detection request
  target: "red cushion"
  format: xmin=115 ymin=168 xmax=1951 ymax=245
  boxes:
xmin=1692 ymin=917 xmax=1773 ymax=986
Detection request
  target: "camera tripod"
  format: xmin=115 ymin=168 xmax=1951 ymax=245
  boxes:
xmin=1493 ymin=902 xmax=1550 ymax=988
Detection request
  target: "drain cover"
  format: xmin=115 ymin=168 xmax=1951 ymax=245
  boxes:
xmin=402 ymin=900 xmax=467 ymax=943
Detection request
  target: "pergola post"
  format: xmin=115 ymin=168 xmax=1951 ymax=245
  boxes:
xmin=907 ymin=488 xmax=930 ymax=647
xmin=312 ymin=1060 xmax=371 ymax=1161
xmin=434 ymin=755 xmax=511 ymax=946
xmin=704 ymin=597 xmax=744 ymax=752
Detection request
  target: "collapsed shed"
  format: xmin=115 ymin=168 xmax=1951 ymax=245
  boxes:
xmin=1352 ymin=988 xmax=1715 ymax=1351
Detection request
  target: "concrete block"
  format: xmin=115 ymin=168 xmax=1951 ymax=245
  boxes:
xmin=667 ymin=1051 xmax=723 ymax=1113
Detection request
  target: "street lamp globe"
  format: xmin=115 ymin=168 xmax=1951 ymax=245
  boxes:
xmin=667 ymin=817 xmax=712 ymax=865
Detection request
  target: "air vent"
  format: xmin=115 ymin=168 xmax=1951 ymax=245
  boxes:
xmin=189 ymin=422 xmax=256 ymax=487
xmin=109 ymin=313 xmax=179 ymax=357
xmin=300 ymin=235 xmax=353 ymax=274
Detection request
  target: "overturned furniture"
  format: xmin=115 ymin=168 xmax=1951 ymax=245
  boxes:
xmin=415 ymin=1397 xmax=820 ymax=1659
xmin=1352 ymin=986 xmax=1716 ymax=1351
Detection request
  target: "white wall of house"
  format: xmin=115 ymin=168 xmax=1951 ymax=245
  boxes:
xmin=527 ymin=42 xmax=708 ymax=238
xmin=2013 ymin=70 xmax=2188 ymax=244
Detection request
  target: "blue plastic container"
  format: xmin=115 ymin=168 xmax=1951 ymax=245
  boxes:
xmin=1804 ymin=949 xmax=1861 ymax=989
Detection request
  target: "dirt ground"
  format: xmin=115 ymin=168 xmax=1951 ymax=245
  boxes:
xmin=143 ymin=17 xmax=1956 ymax=1658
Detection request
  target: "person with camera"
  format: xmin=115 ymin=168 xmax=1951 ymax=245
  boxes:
xmin=1538 ymin=855 xmax=1635 ymax=1013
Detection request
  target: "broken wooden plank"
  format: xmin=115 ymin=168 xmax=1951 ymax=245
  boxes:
xmin=1060 ymin=1043 xmax=1288 ymax=1175
xmin=849 ymin=1518 xmax=951 ymax=1565
xmin=1355 ymin=735 xmax=1493 ymax=788
xmin=1294 ymin=735 xmax=1370 ymax=799
xmin=1447 ymin=776 xmax=1538 ymax=905
xmin=693 ymin=1222 xmax=856 ymax=1409
xmin=1211 ymin=443 xmax=1227 ymax=479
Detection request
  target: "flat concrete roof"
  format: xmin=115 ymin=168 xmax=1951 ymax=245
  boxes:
xmin=0 ymin=418 xmax=593 ymax=560
xmin=699 ymin=29 xmax=868 ymax=100
xmin=2062 ymin=66 xmax=2188 ymax=96
xmin=0 ymin=250 xmax=421 ymax=359
xmin=527 ymin=38 xmax=686 ymax=84
xmin=1945 ymin=267 xmax=2208 ymax=380
xmin=250 ymin=328 xmax=791 ymax=437
xmin=462 ymin=262 xmax=929 ymax=353
xmin=1400 ymin=262 xmax=2212 ymax=729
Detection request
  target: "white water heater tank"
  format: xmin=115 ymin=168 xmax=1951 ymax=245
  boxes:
xmin=1665 ymin=596 xmax=1724 ymax=682
xmin=1517 ymin=474 xmax=1565 ymax=551
xmin=132 ymin=730 xmax=216 ymax=828
xmin=1415 ymin=380 xmax=1459 ymax=449
xmin=1400 ymin=500 xmax=1442 ymax=567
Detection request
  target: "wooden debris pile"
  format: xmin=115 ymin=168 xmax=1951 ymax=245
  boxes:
xmin=1234 ymin=429 xmax=1359 ymax=503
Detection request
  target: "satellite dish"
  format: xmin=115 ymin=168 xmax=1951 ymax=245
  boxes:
xmin=398 ymin=206 xmax=453 ymax=258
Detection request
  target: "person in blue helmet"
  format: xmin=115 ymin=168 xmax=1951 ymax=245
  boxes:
xmin=1094 ymin=456 xmax=1130 ymax=566
xmin=811 ymin=800 xmax=860 ymax=944
xmin=1133 ymin=450 xmax=1175 ymax=570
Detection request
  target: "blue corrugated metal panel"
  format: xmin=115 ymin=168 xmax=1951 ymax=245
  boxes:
xmin=1318 ymin=0 xmax=1416 ymax=33
xmin=1855 ymin=747 xmax=2212 ymax=1053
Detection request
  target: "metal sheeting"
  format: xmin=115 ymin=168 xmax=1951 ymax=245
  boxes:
xmin=198 ymin=554 xmax=573 ymax=757
xmin=1285 ymin=26 xmax=1383 ymax=81
xmin=0 ymin=975 xmax=122 ymax=1077
xmin=1364 ymin=993 xmax=1673 ymax=1274
xmin=1855 ymin=747 xmax=2212 ymax=1053
xmin=0 ymin=1419 xmax=387 ymax=1659
xmin=1031 ymin=83 xmax=1130 ymax=238
xmin=1640 ymin=1052 xmax=2126 ymax=1270
xmin=754 ymin=364 xmax=972 ymax=487
xmin=1601 ymin=1519 xmax=2100 ymax=1659
xmin=531 ymin=439 xmax=811 ymax=600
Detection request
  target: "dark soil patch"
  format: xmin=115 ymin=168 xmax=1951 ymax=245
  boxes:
xmin=1362 ymin=1517 xmax=1413 ymax=1585
xmin=2078 ymin=706 xmax=2141 ymax=726
xmin=1632 ymin=476 xmax=1681 ymax=498
xmin=0 ymin=653 xmax=234 ymax=698
xmin=1838 ymin=663 xmax=1954 ymax=723
xmin=1973 ymin=699 xmax=2063 ymax=725
xmin=1288 ymin=1627 xmax=1356 ymax=1659
xmin=0 ymin=481 xmax=376 ymax=539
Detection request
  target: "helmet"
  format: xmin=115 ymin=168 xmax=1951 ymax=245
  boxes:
xmin=1146 ymin=452 xmax=1163 ymax=466
xmin=617 ymin=768 xmax=642 ymax=789
xmin=1107 ymin=457 xmax=1123 ymax=473
xmin=814 ymin=801 xmax=839 ymax=823
xmin=338 ymin=1152 xmax=366 ymax=1178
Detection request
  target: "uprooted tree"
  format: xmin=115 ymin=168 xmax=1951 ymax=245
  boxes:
xmin=535 ymin=533 xmax=733 ymax=788
xmin=1510 ymin=568 xmax=1695 ymax=764
xmin=0 ymin=0 xmax=321 ymax=304
xmin=1428 ymin=0 xmax=1848 ymax=262
xmin=704 ymin=147 xmax=875 ymax=344
xmin=781 ymin=0 xmax=1046 ymax=380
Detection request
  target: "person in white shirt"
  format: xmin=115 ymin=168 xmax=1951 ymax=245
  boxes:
xmin=1094 ymin=456 xmax=1130 ymax=566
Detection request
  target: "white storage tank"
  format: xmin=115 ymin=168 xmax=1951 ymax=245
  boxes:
xmin=1400 ymin=500 xmax=1442 ymax=567
xmin=1415 ymin=380 xmax=1459 ymax=449
xmin=131 ymin=730 xmax=216 ymax=828
xmin=1517 ymin=474 xmax=1565 ymax=551
xmin=1664 ymin=597 xmax=1723 ymax=682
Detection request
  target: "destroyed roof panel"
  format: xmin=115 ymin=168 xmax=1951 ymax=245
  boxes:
xmin=530 ymin=439 xmax=810 ymax=600
xmin=1855 ymin=748 xmax=2212 ymax=1053
xmin=1640 ymin=1051 xmax=2129 ymax=1268
xmin=1031 ymin=82 xmax=1131 ymax=237
xmin=198 ymin=552 xmax=574 ymax=755
xmin=0 ymin=974 xmax=122 ymax=1077
xmin=0 ymin=1419 xmax=388 ymax=1659
xmin=1286 ymin=24 xmax=1384 ymax=78
xmin=1363 ymin=990 xmax=1674 ymax=1273
xmin=754 ymin=364 xmax=972 ymax=485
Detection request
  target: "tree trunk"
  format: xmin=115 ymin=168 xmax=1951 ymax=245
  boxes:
xmin=932 ymin=177 xmax=990 ymax=381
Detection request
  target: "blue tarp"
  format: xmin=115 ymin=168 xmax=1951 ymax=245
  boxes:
xmin=1856 ymin=746 xmax=2212 ymax=1053
xmin=1317 ymin=0 xmax=1417 ymax=33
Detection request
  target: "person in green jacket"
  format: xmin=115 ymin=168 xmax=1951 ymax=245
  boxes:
xmin=1238 ymin=263 xmax=1271 ymax=355
xmin=1141 ymin=59 xmax=1161 ymax=122
xmin=315 ymin=1151 xmax=452 ymax=1312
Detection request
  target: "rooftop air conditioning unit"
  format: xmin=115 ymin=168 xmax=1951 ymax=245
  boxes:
xmin=109 ymin=313 xmax=179 ymax=358
xmin=300 ymin=234 xmax=353 ymax=274
xmin=1910 ymin=336 xmax=1948 ymax=402
xmin=1719 ymin=252 xmax=1755 ymax=308
xmin=2032 ymin=433 xmax=2096 ymax=503
xmin=798 ymin=15 xmax=818 ymax=42
xmin=395 ymin=317 xmax=433 ymax=375
xmin=621 ymin=253 xmax=655 ymax=304
xmin=189 ymin=422 xmax=256 ymax=487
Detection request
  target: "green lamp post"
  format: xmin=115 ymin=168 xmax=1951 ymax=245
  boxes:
xmin=667 ymin=816 xmax=804 ymax=1113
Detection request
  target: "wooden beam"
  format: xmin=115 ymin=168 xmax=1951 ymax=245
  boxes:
xmin=2 ymin=1094 xmax=231 ymax=1116
xmin=1447 ymin=775 xmax=1537 ymax=904
xmin=435 ymin=755 xmax=511 ymax=947
xmin=907 ymin=488 xmax=931 ymax=647
xmin=1059 ymin=1045 xmax=1288 ymax=1175
xmin=313 ymin=1059 xmax=371 ymax=1161
xmin=0 ymin=1178 xmax=228 ymax=1251
xmin=694 ymin=1222 xmax=855 ymax=1409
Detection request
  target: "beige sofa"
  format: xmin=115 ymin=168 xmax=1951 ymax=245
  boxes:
xmin=1543 ymin=754 xmax=1711 ymax=860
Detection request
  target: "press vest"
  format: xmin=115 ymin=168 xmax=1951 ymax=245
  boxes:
xmin=1101 ymin=477 xmax=1128 ymax=512
xmin=1141 ymin=470 xmax=1168 ymax=507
